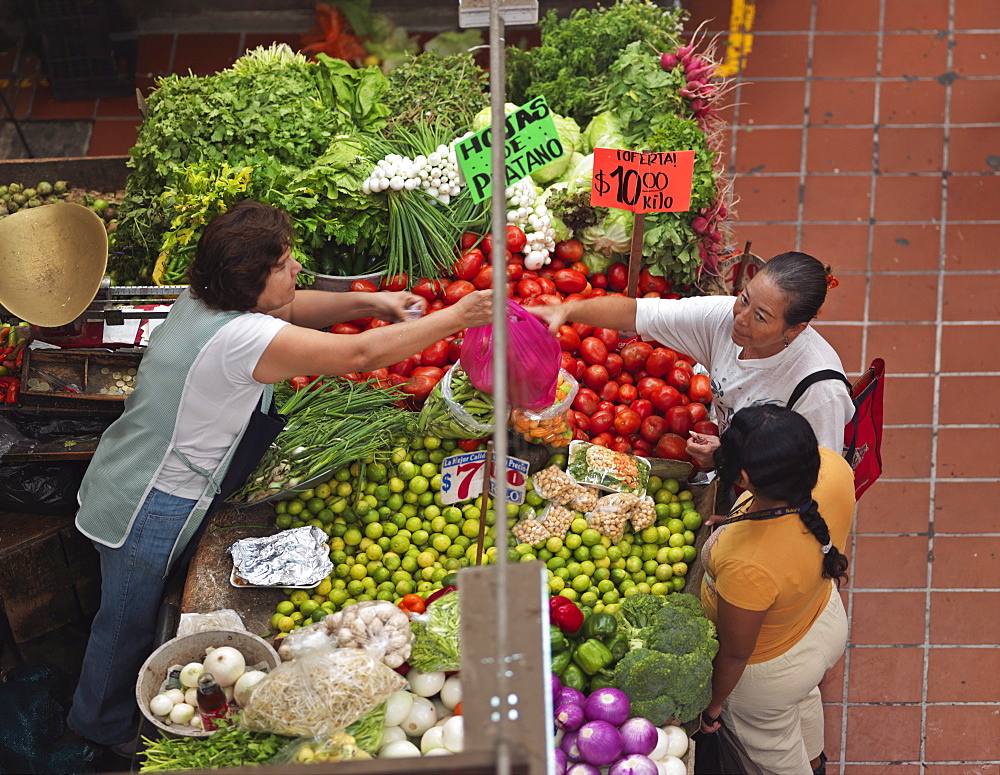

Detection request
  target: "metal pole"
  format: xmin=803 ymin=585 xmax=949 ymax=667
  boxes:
xmin=488 ymin=2 xmax=511 ymax=773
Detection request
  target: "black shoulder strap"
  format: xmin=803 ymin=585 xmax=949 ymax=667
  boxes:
xmin=788 ymin=369 xmax=853 ymax=410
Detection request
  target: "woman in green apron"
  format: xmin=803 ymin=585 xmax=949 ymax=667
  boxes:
xmin=67 ymin=201 xmax=492 ymax=755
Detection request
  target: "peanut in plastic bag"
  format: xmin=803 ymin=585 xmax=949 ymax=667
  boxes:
xmin=567 ymin=484 xmax=600 ymax=513
xmin=511 ymin=511 xmax=551 ymax=546
xmin=277 ymin=601 xmax=412 ymax=669
xmin=585 ymin=493 xmax=639 ymax=542
xmin=240 ymin=646 xmax=405 ymax=738
xmin=538 ymin=502 xmax=575 ymax=540
xmin=531 ymin=465 xmax=577 ymax=504
xmin=629 ymin=496 xmax=657 ymax=531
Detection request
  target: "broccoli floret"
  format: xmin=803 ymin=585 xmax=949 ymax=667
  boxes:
xmin=615 ymin=590 xmax=668 ymax=632
xmin=640 ymin=605 xmax=705 ymax=655
xmin=611 ymin=647 xmax=714 ymax=725
xmin=662 ymin=592 xmax=707 ymax=618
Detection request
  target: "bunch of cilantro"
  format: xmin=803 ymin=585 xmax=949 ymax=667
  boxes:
xmin=506 ymin=1 xmax=686 ymax=128
xmin=112 ymin=48 xmax=390 ymax=284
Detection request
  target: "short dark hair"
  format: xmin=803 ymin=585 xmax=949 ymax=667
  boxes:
xmin=758 ymin=251 xmax=830 ymax=327
xmin=714 ymin=404 xmax=850 ymax=586
xmin=187 ymin=200 xmax=294 ymax=311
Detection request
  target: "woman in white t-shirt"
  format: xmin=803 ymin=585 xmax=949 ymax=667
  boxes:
xmin=69 ymin=201 xmax=493 ymax=756
xmin=527 ymin=252 xmax=854 ymax=464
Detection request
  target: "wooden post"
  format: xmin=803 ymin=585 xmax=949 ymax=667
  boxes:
xmin=475 ymin=440 xmax=494 ymax=566
xmin=732 ymin=238 xmax=753 ymax=293
xmin=625 ymin=211 xmax=647 ymax=299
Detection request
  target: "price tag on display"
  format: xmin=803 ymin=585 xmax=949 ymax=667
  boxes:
xmin=439 ymin=451 xmax=530 ymax=506
xmin=454 ymin=96 xmax=564 ymax=203
xmin=590 ymin=147 xmax=696 ymax=213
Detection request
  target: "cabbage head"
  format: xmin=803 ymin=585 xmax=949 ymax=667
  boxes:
xmin=581 ymin=250 xmax=613 ymax=274
xmin=565 ymin=153 xmax=594 ymax=194
xmin=580 ymin=208 xmax=634 ymax=256
xmin=472 ymin=103 xmax=521 ymax=132
xmin=530 ymin=113 xmax=582 ymax=184
xmin=583 ymin=111 xmax=627 ymax=154
xmin=555 ymin=152 xmax=585 ymax=185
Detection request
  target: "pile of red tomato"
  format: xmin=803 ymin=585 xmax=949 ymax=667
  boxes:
xmin=307 ymin=227 xmax=716 ymax=463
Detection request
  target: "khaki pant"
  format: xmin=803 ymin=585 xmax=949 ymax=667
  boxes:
xmin=721 ymin=586 xmax=848 ymax=775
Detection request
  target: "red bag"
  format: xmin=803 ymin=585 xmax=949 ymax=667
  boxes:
xmin=460 ymin=299 xmax=561 ymax=411
xmin=788 ymin=358 xmax=885 ymax=500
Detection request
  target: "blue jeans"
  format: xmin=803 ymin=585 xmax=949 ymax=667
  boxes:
xmin=68 ymin=488 xmax=197 ymax=746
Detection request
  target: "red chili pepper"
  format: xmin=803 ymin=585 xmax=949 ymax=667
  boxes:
xmin=549 ymin=596 xmax=584 ymax=634
xmin=425 ymin=585 xmax=457 ymax=607
xmin=397 ymin=593 xmax=427 ymax=615
xmin=4 ymin=380 xmax=18 ymax=404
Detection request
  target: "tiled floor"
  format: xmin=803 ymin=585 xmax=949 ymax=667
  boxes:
xmin=2 ymin=1 xmax=999 ymax=772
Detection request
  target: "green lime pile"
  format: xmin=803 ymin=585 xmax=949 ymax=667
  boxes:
xmin=266 ymin=436 xmax=703 ymax=634
xmin=514 ymin=475 xmax=703 ymax=617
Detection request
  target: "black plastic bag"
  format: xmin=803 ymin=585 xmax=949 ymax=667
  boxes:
xmin=0 ymin=461 xmax=88 ymax=514
xmin=694 ymin=724 xmax=767 ymax=775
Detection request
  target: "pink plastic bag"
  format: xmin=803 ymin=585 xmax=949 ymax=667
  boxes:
xmin=461 ymin=299 xmax=561 ymax=411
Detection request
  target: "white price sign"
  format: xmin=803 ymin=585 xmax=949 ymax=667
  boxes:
xmin=439 ymin=451 xmax=530 ymax=505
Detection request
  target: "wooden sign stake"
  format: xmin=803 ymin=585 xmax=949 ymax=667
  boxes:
xmin=475 ymin=440 xmax=494 ymax=566
xmin=625 ymin=211 xmax=647 ymax=299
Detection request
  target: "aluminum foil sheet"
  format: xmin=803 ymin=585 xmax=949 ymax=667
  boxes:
xmin=229 ymin=526 xmax=332 ymax=587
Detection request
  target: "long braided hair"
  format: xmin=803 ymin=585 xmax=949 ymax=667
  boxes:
xmin=714 ymin=404 xmax=850 ymax=586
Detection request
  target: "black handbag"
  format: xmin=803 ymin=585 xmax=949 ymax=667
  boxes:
xmin=693 ymin=722 xmax=767 ymax=775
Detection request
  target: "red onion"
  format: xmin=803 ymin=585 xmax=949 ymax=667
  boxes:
xmin=555 ymin=702 xmax=586 ymax=731
xmin=619 ymin=717 xmax=658 ymax=756
xmin=583 ymin=687 xmax=631 ymax=726
xmin=553 ymin=747 xmax=568 ymax=775
xmin=609 ymin=754 xmax=659 ymax=775
xmin=551 ymin=673 xmax=563 ymax=703
xmin=566 ymin=764 xmax=601 ymax=775
xmin=561 ymin=729 xmax=582 ymax=762
xmin=555 ymin=686 xmax=586 ymax=708
xmin=577 ymin=720 xmax=623 ymax=766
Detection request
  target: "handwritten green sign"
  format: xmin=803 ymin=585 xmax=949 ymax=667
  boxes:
xmin=454 ymin=96 xmax=564 ymax=203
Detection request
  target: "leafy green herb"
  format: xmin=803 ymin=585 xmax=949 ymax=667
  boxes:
xmin=384 ymin=52 xmax=488 ymax=140
xmin=506 ymin=0 xmax=686 ymax=127
xmin=139 ymin=717 xmax=291 ymax=772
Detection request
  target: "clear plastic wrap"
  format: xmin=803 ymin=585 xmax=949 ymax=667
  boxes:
xmin=407 ymin=592 xmax=461 ymax=673
xmin=276 ymin=601 xmax=412 ymax=669
xmin=538 ymin=502 xmax=576 ymax=540
xmin=418 ymin=361 xmax=495 ymax=439
xmin=567 ymin=440 xmax=650 ymax=495
xmin=511 ymin=511 xmax=552 ymax=545
xmin=531 ymin=465 xmax=577 ymax=504
xmin=176 ymin=609 xmax=246 ymax=637
xmin=268 ymin=732 xmax=372 ymax=765
xmin=508 ymin=370 xmax=579 ymax=447
xmin=239 ymin=646 xmax=404 ymax=738
xmin=567 ymin=484 xmax=600 ymax=513
xmin=585 ymin=492 xmax=640 ymax=542
xmin=629 ymin=495 xmax=657 ymax=531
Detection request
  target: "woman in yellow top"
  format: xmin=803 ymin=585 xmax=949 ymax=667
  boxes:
xmin=698 ymin=404 xmax=855 ymax=775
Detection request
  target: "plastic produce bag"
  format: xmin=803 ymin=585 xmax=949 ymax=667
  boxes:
xmin=586 ymin=493 xmax=639 ymax=542
xmin=511 ymin=511 xmax=551 ymax=546
xmin=629 ymin=496 xmax=656 ymax=531
xmin=408 ymin=592 xmax=462 ymax=672
xmin=268 ymin=732 xmax=372 ymax=765
xmin=509 ymin=370 xmax=579 ymax=447
xmin=0 ymin=461 xmax=88 ymax=515
xmin=461 ymin=299 xmax=561 ymax=411
xmin=240 ymin=645 xmax=404 ymax=738
xmin=568 ymin=440 xmax=650 ymax=495
xmin=538 ymin=502 xmax=575 ymax=540
xmin=278 ymin=601 xmax=412 ymax=669
xmin=418 ymin=361 xmax=495 ymax=439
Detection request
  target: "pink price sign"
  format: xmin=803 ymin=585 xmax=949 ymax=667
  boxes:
xmin=590 ymin=147 xmax=696 ymax=213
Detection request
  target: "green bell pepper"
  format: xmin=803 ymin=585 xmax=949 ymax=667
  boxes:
xmin=604 ymin=631 xmax=629 ymax=662
xmin=583 ymin=612 xmax=618 ymax=641
xmin=560 ymin=662 xmax=587 ymax=692
xmin=551 ymin=649 xmax=573 ymax=676
xmin=572 ymin=638 xmax=614 ymax=676
xmin=587 ymin=672 xmax=616 ymax=692
xmin=549 ymin=625 xmax=570 ymax=654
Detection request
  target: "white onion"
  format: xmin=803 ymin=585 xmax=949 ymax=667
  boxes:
xmin=379 ymin=740 xmax=421 ymax=759
xmin=431 ymin=697 xmax=450 ymax=719
xmin=384 ymin=691 xmax=415 ymax=727
xmin=233 ymin=670 xmax=267 ymax=707
xmin=381 ymin=726 xmax=407 ymax=746
xmin=179 ymin=663 xmax=204 ymax=688
xmin=420 ymin=726 xmax=446 ymax=753
xmin=168 ymin=702 xmax=195 ymax=725
xmin=659 ymin=755 xmax=687 ymax=775
xmin=402 ymin=696 xmax=438 ymax=737
xmin=184 ymin=688 xmax=198 ymax=706
xmin=190 ymin=714 xmax=204 ymax=730
xmin=149 ymin=694 xmax=174 ymax=717
xmin=662 ymin=726 xmax=689 ymax=758
xmin=202 ymin=646 xmax=245 ymax=687
xmin=425 ymin=747 xmax=452 ymax=757
xmin=439 ymin=676 xmax=462 ymax=709
xmin=164 ymin=688 xmax=185 ymax=705
xmin=649 ymin=728 xmax=669 ymax=761
xmin=441 ymin=715 xmax=464 ymax=753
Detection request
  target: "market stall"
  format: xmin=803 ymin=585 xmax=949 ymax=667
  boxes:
xmin=0 ymin=2 xmax=739 ymax=772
